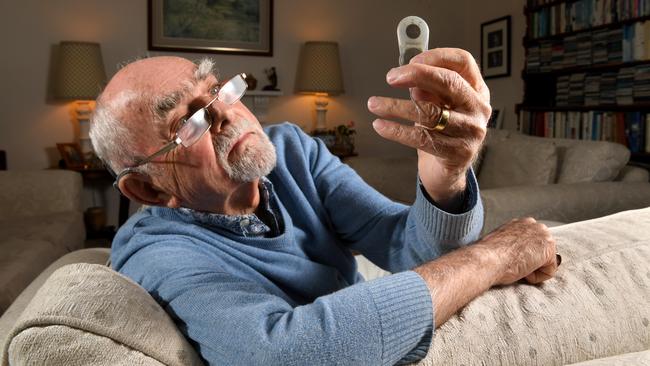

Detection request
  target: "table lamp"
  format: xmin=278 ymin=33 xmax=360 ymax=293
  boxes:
xmin=295 ymin=41 xmax=344 ymax=132
xmin=53 ymin=41 xmax=107 ymax=160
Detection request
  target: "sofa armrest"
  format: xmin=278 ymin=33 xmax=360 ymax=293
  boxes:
xmin=1 ymin=259 xmax=204 ymax=366
xmin=616 ymin=165 xmax=649 ymax=182
xmin=480 ymin=181 xmax=650 ymax=233
xmin=0 ymin=170 xmax=83 ymax=220
xmin=0 ymin=248 xmax=110 ymax=346
xmin=416 ymin=208 xmax=650 ymax=365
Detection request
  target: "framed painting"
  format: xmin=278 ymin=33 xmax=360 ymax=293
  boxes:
xmin=56 ymin=143 xmax=86 ymax=169
xmin=481 ymin=15 xmax=511 ymax=79
xmin=148 ymin=0 xmax=273 ymax=56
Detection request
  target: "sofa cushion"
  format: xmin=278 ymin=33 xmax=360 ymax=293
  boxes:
xmin=2 ymin=263 xmax=204 ymax=366
xmin=0 ymin=213 xmax=85 ymax=253
xmin=478 ymin=138 xmax=558 ymax=188
xmin=345 ymin=155 xmax=418 ymax=203
xmin=616 ymin=165 xmax=650 ymax=182
xmin=484 ymin=128 xmax=511 ymax=144
xmin=416 ymin=207 xmax=650 ymax=365
xmin=566 ymin=350 xmax=650 ymax=365
xmin=0 ymin=170 xmax=82 ymax=220
xmin=551 ymin=138 xmax=630 ymax=183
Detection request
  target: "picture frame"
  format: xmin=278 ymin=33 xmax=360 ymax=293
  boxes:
xmin=148 ymin=0 xmax=273 ymax=56
xmin=488 ymin=106 xmax=505 ymax=129
xmin=56 ymin=143 xmax=86 ymax=169
xmin=481 ymin=16 xmax=511 ymax=79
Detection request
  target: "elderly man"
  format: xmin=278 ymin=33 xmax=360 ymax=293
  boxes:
xmin=90 ymin=48 xmax=557 ymax=365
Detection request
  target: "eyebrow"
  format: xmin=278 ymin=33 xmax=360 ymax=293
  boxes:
xmin=153 ymin=88 xmax=189 ymax=120
xmin=152 ymin=68 xmax=216 ymax=120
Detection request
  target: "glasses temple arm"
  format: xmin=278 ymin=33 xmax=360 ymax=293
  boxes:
xmin=112 ymin=139 xmax=180 ymax=191
xmin=135 ymin=139 xmax=179 ymax=166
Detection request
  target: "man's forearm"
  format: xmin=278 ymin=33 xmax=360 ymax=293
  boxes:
xmin=414 ymin=242 xmax=501 ymax=327
xmin=414 ymin=217 xmax=558 ymax=327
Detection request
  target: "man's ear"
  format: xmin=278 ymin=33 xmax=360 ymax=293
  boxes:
xmin=118 ymin=173 xmax=181 ymax=208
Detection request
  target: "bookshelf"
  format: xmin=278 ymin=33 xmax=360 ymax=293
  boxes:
xmin=519 ymin=0 xmax=650 ymax=161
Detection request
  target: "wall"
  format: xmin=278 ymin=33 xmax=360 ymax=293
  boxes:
xmin=0 ymin=0 xmax=524 ymax=225
xmin=460 ymin=0 xmax=526 ymax=130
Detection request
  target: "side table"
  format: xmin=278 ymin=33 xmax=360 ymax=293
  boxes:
xmin=64 ymin=167 xmax=131 ymax=230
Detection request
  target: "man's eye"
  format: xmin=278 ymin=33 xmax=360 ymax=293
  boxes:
xmin=210 ymin=84 xmax=220 ymax=96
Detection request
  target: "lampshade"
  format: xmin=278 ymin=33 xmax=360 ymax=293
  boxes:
xmin=295 ymin=41 xmax=344 ymax=95
xmin=54 ymin=41 xmax=107 ymax=100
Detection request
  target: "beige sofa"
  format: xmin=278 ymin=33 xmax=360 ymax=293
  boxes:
xmin=346 ymin=129 xmax=650 ymax=233
xmin=0 ymin=170 xmax=85 ymax=315
xmin=1 ymin=208 xmax=649 ymax=365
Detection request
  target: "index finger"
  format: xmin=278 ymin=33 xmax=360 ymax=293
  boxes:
xmin=410 ymin=48 xmax=489 ymax=101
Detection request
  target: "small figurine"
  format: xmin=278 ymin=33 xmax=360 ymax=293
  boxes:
xmin=262 ymin=67 xmax=279 ymax=91
xmin=243 ymin=73 xmax=257 ymax=90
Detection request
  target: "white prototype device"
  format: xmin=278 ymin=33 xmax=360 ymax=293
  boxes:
xmin=397 ymin=16 xmax=429 ymax=66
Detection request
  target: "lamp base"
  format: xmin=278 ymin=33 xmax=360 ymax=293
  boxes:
xmin=75 ymin=101 xmax=94 ymax=160
xmin=314 ymin=94 xmax=329 ymax=132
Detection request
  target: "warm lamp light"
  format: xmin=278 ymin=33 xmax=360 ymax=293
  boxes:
xmin=53 ymin=41 xmax=107 ymax=159
xmin=295 ymin=41 xmax=344 ymax=132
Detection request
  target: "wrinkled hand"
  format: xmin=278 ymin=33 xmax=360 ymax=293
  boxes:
xmin=480 ymin=218 xmax=558 ymax=285
xmin=367 ymin=48 xmax=491 ymax=202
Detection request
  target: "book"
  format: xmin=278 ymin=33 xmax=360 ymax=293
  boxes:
xmin=626 ymin=112 xmax=645 ymax=152
xmin=646 ymin=114 xmax=650 ymax=151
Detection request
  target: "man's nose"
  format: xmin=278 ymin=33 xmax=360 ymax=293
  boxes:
xmin=205 ymin=98 xmax=234 ymax=134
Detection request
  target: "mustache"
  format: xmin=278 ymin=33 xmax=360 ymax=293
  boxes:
xmin=212 ymin=119 xmax=255 ymax=157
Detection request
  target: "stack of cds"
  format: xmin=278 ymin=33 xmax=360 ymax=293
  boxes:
xmin=616 ymin=67 xmax=635 ymax=105
xmin=584 ymin=74 xmax=601 ymax=105
xmin=634 ymin=65 xmax=650 ymax=103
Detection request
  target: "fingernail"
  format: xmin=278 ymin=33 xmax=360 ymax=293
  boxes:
xmin=386 ymin=68 xmax=401 ymax=83
xmin=372 ymin=120 xmax=384 ymax=131
xmin=367 ymin=96 xmax=378 ymax=109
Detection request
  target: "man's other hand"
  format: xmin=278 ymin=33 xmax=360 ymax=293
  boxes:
xmin=481 ymin=217 xmax=559 ymax=285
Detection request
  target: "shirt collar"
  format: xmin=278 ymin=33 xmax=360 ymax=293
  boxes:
xmin=178 ymin=177 xmax=277 ymax=237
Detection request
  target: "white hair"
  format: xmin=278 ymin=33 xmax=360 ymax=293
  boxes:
xmin=90 ymin=90 xmax=151 ymax=175
xmin=195 ymin=57 xmax=216 ymax=81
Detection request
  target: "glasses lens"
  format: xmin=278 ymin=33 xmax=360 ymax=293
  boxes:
xmin=218 ymin=74 xmax=247 ymax=105
xmin=177 ymin=109 xmax=211 ymax=147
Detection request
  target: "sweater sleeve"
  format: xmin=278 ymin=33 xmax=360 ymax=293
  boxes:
xmin=295 ymin=125 xmax=484 ymax=272
xmin=118 ymin=244 xmax=433 ymax=366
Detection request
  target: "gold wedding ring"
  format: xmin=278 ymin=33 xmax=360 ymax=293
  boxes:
xmin=433 ymin=108 xmax=450 ymax=131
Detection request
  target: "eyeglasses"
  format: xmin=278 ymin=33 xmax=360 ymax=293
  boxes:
xmin=111 ymin=73 xmax=248 ymax=188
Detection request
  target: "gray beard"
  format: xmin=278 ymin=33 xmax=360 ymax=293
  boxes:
xmin=212 ymin=119 xmax=277 ymax=183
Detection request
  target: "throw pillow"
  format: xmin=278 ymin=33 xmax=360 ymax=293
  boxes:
xmin=553 ymin=139 xmax=630 ymax=183
xmin=478 ymin=139 xmax=558 ymax=189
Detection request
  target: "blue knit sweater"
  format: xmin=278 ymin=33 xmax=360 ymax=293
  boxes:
xmin=111 ymin=123 xmax=484 ymax=365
